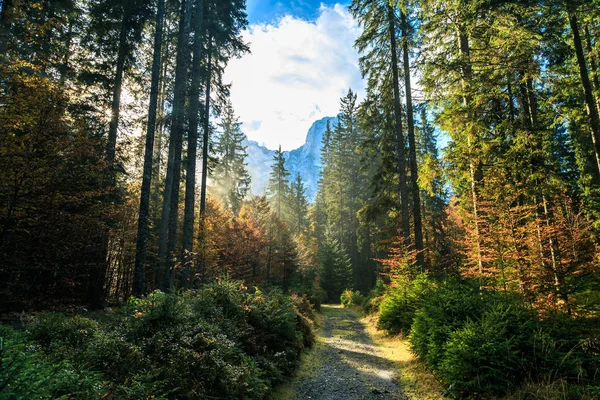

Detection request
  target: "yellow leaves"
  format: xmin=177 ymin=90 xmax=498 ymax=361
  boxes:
xmin=418 ymin=154 xmax=442 ymax=197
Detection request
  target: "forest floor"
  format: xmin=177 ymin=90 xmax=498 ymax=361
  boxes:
xmin=273 ymin=305 xmax=442 ymax=400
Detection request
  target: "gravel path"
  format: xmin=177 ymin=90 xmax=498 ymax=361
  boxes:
xmin=284 ymin=305 xmax=406 ymax=400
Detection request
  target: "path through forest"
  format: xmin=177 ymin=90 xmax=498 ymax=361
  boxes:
xmin=278 ymin=305 xmax=407 ymax=400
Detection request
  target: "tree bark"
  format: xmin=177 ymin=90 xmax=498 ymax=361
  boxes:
xmin=584 ymin=23 xmax=600 ymax=97
xmin=105 ymin=12 xmax=128 ymax=183
xmin=457 ymin=24 xmax=484 ymax=288
xmin=0 ymin=0 xmax=14 ymax=55
xmin=387 ymin=3 xmax=411 ymax=247
xmin=196 ymin=38 xmax=212 ymax=283
xmin=401 ymin=11 xmax=424 ymax=271
xmin=133 ymin=0 xmax=165 ymax=297
xmin=158 ymin=0 xmax=190 ymax=291
xmin=568 ymin=5 xmax=600 ymax=176
xmin=200 ymin=39 xmax=212 ymax=215
xmin=88 ymin=9 xmax=129 ymax=308
xmin=181 ymin=0 xmax=205 ymax=288
xmin=59 ymin=18 xmax=74 ymax=86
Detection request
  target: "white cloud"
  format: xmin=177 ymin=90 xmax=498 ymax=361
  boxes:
xmin=224 ymin=4 xmax=365 ymax=151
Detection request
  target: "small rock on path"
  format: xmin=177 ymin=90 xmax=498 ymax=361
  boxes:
xmin=283 ymin=305 xmax=407 ymax=400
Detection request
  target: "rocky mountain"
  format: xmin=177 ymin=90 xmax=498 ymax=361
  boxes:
xmin=243 ymin=116 xmax=338 ymax=202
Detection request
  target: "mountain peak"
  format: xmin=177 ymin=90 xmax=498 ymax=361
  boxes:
xmin=244 ymin=116 xmax=338 ymax=202
xmin=305 ymin=116 xmax=338 ymax=151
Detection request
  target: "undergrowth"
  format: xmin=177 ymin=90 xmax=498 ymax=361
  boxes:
xmin=0 ymin=279 xmax=315 ymax=399
xmin=366 ymin=275 xmax=600 ymax=399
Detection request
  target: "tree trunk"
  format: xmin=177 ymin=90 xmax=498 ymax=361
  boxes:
xmin=568 ymin=5 xmax=600 ymax=176
xmin=197 ymin=39 xmax=212 ymax=283
xmin=200 ymin=39 xmax=212 ymax=215
xmin=0 ymin=0 xmax=14 ymax=55
xmin=457 ymin=24 xmax=484 ymax=289
xmin=387 ymin=3 xmax=410 ymax=247
xmin=584 ymin=23 xmax=600 ymax=96
xmin=133 ymin=0 xmax=165 ymax=297
xmin=158 ymin=0 xmax=191 ymax=291
xmin=401 ymin=11 xmax=424 ymax=271
xmin=59 ymin=18 xmax=74 ymax=86
xmin=88 ymin=9 xmax=129 ymax=308
xmin=105 ymin=12 xmax=128 ymax=183
xmin=181 ymin=0 xmax=205 ymax=288
xmin=542 ymin=195 xmax=570 ymax=314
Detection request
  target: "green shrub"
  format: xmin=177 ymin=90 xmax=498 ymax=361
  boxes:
xmin=438 ymin=298 xmax=537 ymax=396
xmin=310 ymin=285 xmax=328 ymax=310
xmin=362 ymin=278 xmax=387 ymax=314
xmin=27 ymin=313 xmax=99 ymax=350
xmin=407 ymin=279 xmax=600 ymax=398
xmin=408 ymin=279 xmax=483 ymax=369
xmin=377 ymin=273 xmax=433 ymax=335
xmin=532 ymin=315 xmax=600 ymax=386
xmin=340 ymin=289 xmax=365 ymax=308
xmin=0 ymin=325 xmax=106 ymax=399
xmin=15 ymin=278 xmax=315 ymax=399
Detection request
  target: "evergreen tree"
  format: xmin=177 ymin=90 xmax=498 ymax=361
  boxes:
xmin=288 ymin=173 xmax=309 ymax=236
xmin=350 ymin=0 xmax=411 ymax=249
xmin=180 ymin=0 xmax=206 ymax=287
xmin=133 ymin=0 xmax=166 ymax=296
xmin=157 ymin=0 xmax=192 ymax=291
xmin=400 ymin=5 xmax=424 ymax=269
xmin=213 ymin=101 xmax=251 ymax=214
xmin=318 ymin=230 xmax=353 ymax=302
xmin=314 ymin=89 xmax=373 ymax=291
xmin=416 ymin=104 xmax=449 ymax=273
xmin=267 ymin=145 xmax=291 ymax=220
xmin=199 ymin=0 xmax=249 ymax=216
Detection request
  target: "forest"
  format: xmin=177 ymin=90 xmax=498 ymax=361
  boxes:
xmin=1 ymin=0 xmax=600 ymax=398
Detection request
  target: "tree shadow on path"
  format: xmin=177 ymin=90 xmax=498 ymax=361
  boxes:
xmin=283 ymin=305 xmax=407 ymax=400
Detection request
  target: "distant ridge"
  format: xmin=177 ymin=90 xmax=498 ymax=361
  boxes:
xmin=243 ymin=116 xmax=338 ymax=202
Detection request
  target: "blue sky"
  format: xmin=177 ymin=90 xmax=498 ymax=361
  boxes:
xmin=247 ymin=0 xmax=344 ymax=24
xmin=224 ymin=2 xmax=365 ymax=151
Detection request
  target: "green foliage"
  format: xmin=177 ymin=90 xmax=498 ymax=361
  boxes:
xmin=213 ymin=101 xmax=251 ymax=214
xmin=408 ymin=280 xmax=600 ymax=398
xmin=3 ymin=279 xmax=314 ymax=399
xmin=318 ymin=231 xmax=353 ymax=302
xmin=267 ymin=146 xmax=291 ymax=219
xmin=362 ymin=278 xmax=387 ymax=314
xmin=409 ymin=280 xmax=483 ymax=370
xmin=438 ymin=299 xmax=536 ymax=396
xmin=340 ymin=289 xmax=365 ymax=308
xmin=377 ymin=273 xmax=433 ymax=335
xmin=309 ymin=285 xmax=328 ymax=311
xmin=0 ymin=325 xmax=106 ymax=399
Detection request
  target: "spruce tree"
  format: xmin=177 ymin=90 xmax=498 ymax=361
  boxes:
xmin=289 ymin=173 xmax=309 ymax=236
xmin=350 ymin=0 xmax=410 ymax=246
xmin=213 ymin=101 xmax=251 ymax=214
xmin=133 ymin=0 xmax=166 ymax=297
xmin=318 ymin=230 xmax=353 ymax=302
xmin=267 ymin=146 xmax=290 ymax=220
xmin=181 ymin=0 xmax=206 ymax=287
xmin=157 ymin=0 xmax=192 ymax=291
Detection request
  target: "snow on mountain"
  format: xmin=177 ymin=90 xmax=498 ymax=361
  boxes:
xmin=243 ymin=116 xmax=338 ymax=202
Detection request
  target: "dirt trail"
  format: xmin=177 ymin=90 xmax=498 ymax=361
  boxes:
xmin=280 ymin=305 xmax=406 ymax=400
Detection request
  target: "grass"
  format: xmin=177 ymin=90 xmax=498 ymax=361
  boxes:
xmin=360 ymin=313 xmax=445 ymax=400
xmin=270 ymin=311 xmax=325 ymax=399
xmin=361 ymin=311 xmax=600 ymax=400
